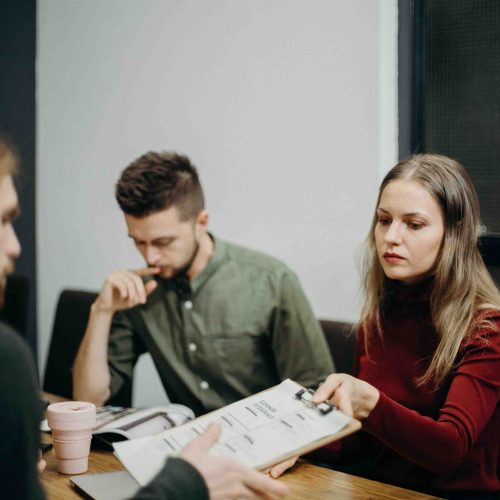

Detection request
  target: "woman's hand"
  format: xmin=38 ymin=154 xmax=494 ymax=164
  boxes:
xmin=313 ymin=374 xmax=380 ymax=420
xmin=267 ymin=456 xmax=299 ymax=479
xmin=257 ymin=374 xmax=380 ymax=480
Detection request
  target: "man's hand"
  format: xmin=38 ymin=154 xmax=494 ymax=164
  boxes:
xmin=73 ymin=267 xmax=159 ymax=405
xmin=312 ymin=373 xmax=379 ymax=420
xmin=180 ymin=423 xmax=289 ymax=499
xmin=94 ymin=267 xmax=160 ymax=313
xmin=37 ymin=451 xmax=46 ymax=474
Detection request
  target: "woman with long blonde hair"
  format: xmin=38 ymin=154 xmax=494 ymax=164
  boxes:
xmin=272 ymin=154 xmax=500 ymax=499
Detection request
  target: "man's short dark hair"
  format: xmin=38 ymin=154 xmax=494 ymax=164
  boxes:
xmin=115 ymin=151 xmax=205 ymax=220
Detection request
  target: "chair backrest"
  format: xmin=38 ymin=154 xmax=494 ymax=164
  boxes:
xmin=319 ymin=319 xmax=356 ymax=375
xmin=480 ymin=235 xmax=500 ymax=285
xmin=0 ymin=274 xmax=30 ymax=337
xmin=43 ymin=289 xmax=133 ymax=406
xmin=43 ymin=290 xmax=97 ymax=399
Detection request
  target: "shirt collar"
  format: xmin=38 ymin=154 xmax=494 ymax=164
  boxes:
xmin=190 ymin=233 xmax=227 ymax=294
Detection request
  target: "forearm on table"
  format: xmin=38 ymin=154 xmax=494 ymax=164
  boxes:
xmin=72 ymin=303 xmax=114 ymax=405
xmin=364 ymin=392 xmax=471 ymax=475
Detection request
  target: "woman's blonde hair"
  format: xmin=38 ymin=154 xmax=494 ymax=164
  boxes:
xmin=360 ymin=153 xmax=500 ymax=388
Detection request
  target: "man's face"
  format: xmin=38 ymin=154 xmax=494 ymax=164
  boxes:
xmin=125 ymin=206 xmax=207 ymax=279
xmin=0 ymin=175 xmax=21 ymax=304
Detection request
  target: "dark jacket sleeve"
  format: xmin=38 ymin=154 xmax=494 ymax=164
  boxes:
xmin=132 ymin=457 xmax=208 ymax=500
xmin=0 ymin=322 xmax=45 ymax=500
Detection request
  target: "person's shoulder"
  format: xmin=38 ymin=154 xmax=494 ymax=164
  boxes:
xmin=219 ymin=238 xmax=292 ymax=274
xmin=0 ymin=321 xmax=38 ymax=393
xmin=474 ymin=309 xmax=500 ymax=334
xmin=462 ymin=309 xmax=500 ymax=350
xmin=0 ymin=321 xmax=32 ymax=360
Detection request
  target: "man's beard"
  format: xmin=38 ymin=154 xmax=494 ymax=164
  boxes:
xmin=173 ymin=240 xmax=200 ymax=278
xmin=0 ymin=260 xmax=14 ymax=308
xmin=157 ymin=239 xmax=200 ymax=280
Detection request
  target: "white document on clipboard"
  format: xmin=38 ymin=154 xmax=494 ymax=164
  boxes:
xmin=114 ymin=379 xmax=360 ymax=486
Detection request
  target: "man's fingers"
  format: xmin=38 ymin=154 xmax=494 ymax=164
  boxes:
xmin=107 ymin=275 xmax=130 ymax=300
xmin=129 ymin=273 xmax=148 ymax=303
xmin=37 ymin=452 xmax=46 ymax=474
xmin=144 ymin=279 xmax=158 ymax=297
xmin=181 ymin=423 xmax=221 ymax=456
xmin=107 ymin=271 xmax=149 ymax=304
xmin=133 ymin=267 xmax=161 ymax=277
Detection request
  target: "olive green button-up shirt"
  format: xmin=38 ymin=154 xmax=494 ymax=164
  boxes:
xmin=108 ymin=236 xmax=334 ymax=415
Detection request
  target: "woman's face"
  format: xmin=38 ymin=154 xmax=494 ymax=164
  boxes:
xmin=374 ymin=179 xmax=445 ymax=284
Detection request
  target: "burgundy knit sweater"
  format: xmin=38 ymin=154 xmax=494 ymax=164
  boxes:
xmin=317 ymin=279 xmax=500 ymax=496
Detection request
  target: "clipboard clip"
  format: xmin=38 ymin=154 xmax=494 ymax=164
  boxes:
xmin=295 ymin=388 xmax=337 ymax=415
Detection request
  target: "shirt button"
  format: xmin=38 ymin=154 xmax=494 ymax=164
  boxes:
xmin=184 ymin=300 xmax=193 ymax=310
xmin=188 ymin=342 xmax=197 ymax=352
xmin=200 ymin=381 xmax=209 ymax=390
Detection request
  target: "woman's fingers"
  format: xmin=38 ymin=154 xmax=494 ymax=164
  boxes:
xmin=312 ymin=373 xmax=344 ymax=403
xmin=269 ymin=456 xmax=299 ymax=478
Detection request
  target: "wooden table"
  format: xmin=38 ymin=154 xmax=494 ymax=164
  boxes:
xmin=40 ymin=444 xmax=441 ymax=499
xmin=40 ymin=393 xmax=441 ymax=499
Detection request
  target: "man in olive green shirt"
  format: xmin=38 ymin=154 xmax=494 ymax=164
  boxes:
xmin=73 ymin=151 xmax=334 ymax=415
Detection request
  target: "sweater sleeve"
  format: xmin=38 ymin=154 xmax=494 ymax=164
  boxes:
xmin=0 ymin=323 xmax=46 ymax=500
xmin=362 ymin=322 xmax=500 ymax=476
xmin=132 ymin=457 xmax=208 ymax=500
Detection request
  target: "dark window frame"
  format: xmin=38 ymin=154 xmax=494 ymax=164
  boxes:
xmin=398 ymin=0 xmax=500 ymax=269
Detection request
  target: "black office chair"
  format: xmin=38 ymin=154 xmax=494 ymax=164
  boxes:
xmin=479 ymin=234 xmax=500 ymax=285
xmin=319 ymin=319 xmax=356 ymax=375
xmin=43 ymin=289 xmax=133 ymax=406
xmin=0 ymin=274 xmax=30 ymax=338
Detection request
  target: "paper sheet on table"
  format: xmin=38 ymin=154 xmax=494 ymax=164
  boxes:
xmin=114 ymin=379 xmax=357 ymax=486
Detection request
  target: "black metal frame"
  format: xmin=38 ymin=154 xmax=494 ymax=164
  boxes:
xmin=398 ymin=0 xmax=499 ymax=269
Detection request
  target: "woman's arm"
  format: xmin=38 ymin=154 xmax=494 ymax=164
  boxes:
xmin=314 ymin=327 xmax=500 ymax=476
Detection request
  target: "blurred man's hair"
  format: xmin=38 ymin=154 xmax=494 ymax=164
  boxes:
xmin=0 ymin=134 xmax=18 ymax=178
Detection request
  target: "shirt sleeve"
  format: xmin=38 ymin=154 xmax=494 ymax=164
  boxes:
xmin=132 ymin=457 xmax=208 ymax=500
xmin=362 ymin=321 xmax=500 ymax=476
xmin=0 ymin=323 xmax=45 ymax=500
xmin=108 ymin=310 xmax=146 ymax=399
xmin=270 ymin=269 xmax=334 ymax=388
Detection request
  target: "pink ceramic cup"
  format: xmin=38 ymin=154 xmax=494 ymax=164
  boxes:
xmin=47 ymin=401 xmax=96 ymax=474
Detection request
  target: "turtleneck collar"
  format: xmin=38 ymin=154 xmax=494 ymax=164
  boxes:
xmin=386 ymin=276 xmax=434 ymax=305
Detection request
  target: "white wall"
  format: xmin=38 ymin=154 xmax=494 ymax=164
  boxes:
xmin=37 ymin=0 xmax=397 ymax=405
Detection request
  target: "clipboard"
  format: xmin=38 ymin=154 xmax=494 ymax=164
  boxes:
xmin=251 ymin=386 xmax=361 ymax=471
xmin=114 ymin=379 xmax=362 ymax=486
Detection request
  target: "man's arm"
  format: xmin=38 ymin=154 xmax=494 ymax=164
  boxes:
xmin=271 ymin=269 xmax=334 ymax=387
xmin=72 ymin=302 xmax=114 ymax=405
xmin=73 ymin=268 xmax=158 ymax=406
